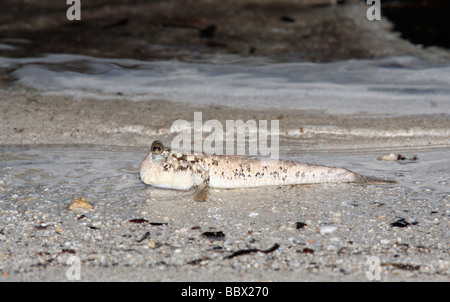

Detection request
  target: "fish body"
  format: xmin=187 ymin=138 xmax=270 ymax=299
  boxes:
xmin=139 ymin=141 xmax=392 ymax=200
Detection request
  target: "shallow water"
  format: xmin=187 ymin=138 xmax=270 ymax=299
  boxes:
xmin=1 ymin=54 xmax=449 ymax=116
xmin=0 ymin=51 xmax=448 ymax=206
xmin=0 ymin=145 xmax=447 ymax=208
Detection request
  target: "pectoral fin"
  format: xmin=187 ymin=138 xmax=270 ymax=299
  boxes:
xmin=192 ymin=166 xmax=210 ymax=202
xmin=193 ymin=181 xmax=209 ymax=202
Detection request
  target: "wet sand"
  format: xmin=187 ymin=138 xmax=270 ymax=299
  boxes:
xmin=0 ymin=145 xmax=448 ymax=282
xmin=0 ymin=85 xmax=449 ymax=282
xmin=1 ymin=86 xmax=449 ymax=151
xmin=0 ymin=0 xmax=449 ymax=282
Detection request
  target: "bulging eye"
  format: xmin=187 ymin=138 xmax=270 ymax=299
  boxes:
xmin=151 ymin=141 xmax=164 ymax=155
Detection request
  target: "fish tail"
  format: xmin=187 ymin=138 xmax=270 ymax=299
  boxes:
xmin=354 ymin=173 xmax=397 ymax=184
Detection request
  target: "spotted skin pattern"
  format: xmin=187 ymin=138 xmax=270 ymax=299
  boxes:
xmin=140 ymin=141 xmax=393 ymax=201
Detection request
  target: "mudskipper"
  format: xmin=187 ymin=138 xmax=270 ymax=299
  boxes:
xmin=140 ymin=140 xmax=394 ymax=201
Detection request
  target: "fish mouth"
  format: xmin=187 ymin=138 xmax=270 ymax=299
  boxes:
xmin=139 ymin=171 xmax=153 ymax=185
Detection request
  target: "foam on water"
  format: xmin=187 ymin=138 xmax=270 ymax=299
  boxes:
xmin=1 ymin=54 xmax=450 ymax=115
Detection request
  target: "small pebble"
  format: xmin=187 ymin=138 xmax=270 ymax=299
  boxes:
xmin=378 ymin=153 xmax=397 ymax=161
xmin=296 ymin=222 xmax=307 ymax=229
xmin=69 ymin=197 xmax=94 ymax=211
xmin=319 ymin=225 xmax=337 ymax=234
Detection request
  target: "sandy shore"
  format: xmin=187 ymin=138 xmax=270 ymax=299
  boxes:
xmin=0 ymin=84 xmax=449 ymax=282
xmin=0 ymin=0 xmax=449 ymax=282
xmin=1 ymin=143 xmax=449 ymax=282
xmin=1 ymin=85 xmax=449 ymax=151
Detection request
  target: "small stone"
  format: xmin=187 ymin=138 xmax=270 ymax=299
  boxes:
xmin=147 ymin=239 xmax=157 ymax=248
xmin=390 ymin=218 xmax=418 ymax=228
xmin=326 ymin=244 xmax=337 ymax=250
xmin=92 ymin=221 xmax=102 ymax=228
xmin=378 ymin=153 xmax=397 ymax=161
xmin=69 ymin=197 xmax=94 ymax=211
xmin=319 ymin=225 xmax=337 ymax=234
xmin=301 ymin=248 xmax=314 ymax=254
xmin=296 ymin=222 xmax=307 ymax=229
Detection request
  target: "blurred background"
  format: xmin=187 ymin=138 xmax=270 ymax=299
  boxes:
xmin=0 ymin=0 xmax=449 ymax=63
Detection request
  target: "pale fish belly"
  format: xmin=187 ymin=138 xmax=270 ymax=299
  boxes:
xmin=142 ymin=168 xmax=195 ymax=190
xmin=207 ymin=158 xmax=363 ymax=189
